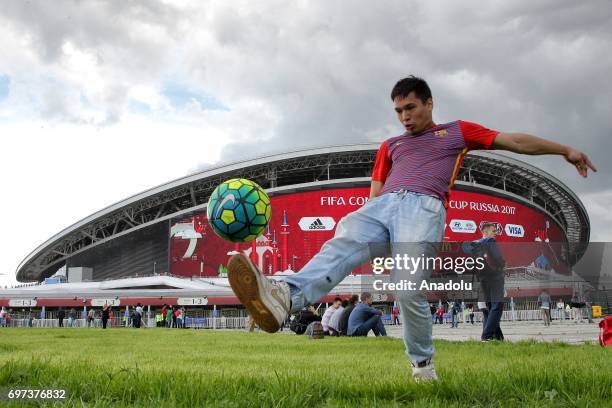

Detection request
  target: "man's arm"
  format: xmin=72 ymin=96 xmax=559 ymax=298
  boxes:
xmin=365 ymin=304 xmax=383 ymax=316
xmin=370 ymin=141 xmax=391 ymax=197
xmin=369 ymin=180 xmax=384 ymax=199
xmin=492 ymin=133 xmax=597 ymax=178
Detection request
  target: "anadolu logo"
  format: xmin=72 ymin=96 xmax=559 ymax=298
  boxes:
xmin=298 ymin=217 xmax=336 ymax=231
xmin=449 ymin=219 xmax=477 ymax=233
xmin=505 ymin=223 xmax=525 ymax=237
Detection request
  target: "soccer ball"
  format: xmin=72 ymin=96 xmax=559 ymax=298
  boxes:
xmin=206 ymin=178 xmax=271 ymax=243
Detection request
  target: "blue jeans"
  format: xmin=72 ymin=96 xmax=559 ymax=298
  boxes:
xmin=480 ymin=275 xmax=505 ymax=340
xmin=351 ymin=314 xmax=387 ymax=337
xmin=284 ymin=191 xmax=446 ymax=364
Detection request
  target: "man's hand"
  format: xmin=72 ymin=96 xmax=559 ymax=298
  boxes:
xmin=492 ymin=132 xmax=597 ymax=178
xmin=564 ymin=147 xmax=597 ymax=178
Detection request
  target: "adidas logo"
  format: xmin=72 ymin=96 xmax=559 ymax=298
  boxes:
xmin=308 ymin=218 xmax=326 ymax=230
xmin=298 ymin=216 xmax=336 ymax=231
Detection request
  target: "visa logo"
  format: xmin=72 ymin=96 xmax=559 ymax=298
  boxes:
xmin=505 ymin=224 xmax=525 ymax=237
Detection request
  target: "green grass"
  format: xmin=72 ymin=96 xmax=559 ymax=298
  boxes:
xmin=0 ymin=328 xmax=610 ymax=407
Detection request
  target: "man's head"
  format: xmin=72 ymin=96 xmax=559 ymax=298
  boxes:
xmin=480 ymin=222 xmax=497 ymax=239
xmin=361 ymin=292 xmax=373 ymax=305
xmin=391 ymin=76 xmax=434 ymax=134
xmin=333 ymin=297 xmax=342 ymax=308
xmin=349 ymin=294 xmax=359 ymax=305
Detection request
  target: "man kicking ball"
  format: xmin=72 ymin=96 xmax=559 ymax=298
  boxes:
xmin=227 ymin=76 xmax=596 ymax=382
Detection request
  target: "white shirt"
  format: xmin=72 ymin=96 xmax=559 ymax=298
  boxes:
xmin=328 ymin=306 xmax=344 ymax=331
xmin=321 ymin=306 xmax=338 ymax=331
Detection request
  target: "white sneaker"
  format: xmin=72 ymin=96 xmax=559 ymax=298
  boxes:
xmin=228 ymin=253 xmax=291 ymax=333
xmin=412 ymin=360 xmax=438 ymax=383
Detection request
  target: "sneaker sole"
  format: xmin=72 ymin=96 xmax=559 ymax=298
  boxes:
xmin=228 ymin=254 xmax=281 ymax=333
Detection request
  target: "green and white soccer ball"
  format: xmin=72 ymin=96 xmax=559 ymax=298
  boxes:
xmin=206 ymin=178 xmax=272 ymax=243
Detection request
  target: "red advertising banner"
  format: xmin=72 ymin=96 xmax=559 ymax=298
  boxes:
xmin=170 ymin=188 xmax=567 ymax=277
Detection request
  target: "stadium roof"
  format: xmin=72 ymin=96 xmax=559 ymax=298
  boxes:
xmin=16 ymin=144 xmax=590 ymax=282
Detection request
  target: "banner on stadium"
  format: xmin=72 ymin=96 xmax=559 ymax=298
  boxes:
xmin=169 ymin=188 xmax=567 ymax=278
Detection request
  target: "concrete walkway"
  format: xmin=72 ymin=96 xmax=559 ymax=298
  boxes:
xmin=385 ymin=320 xmax=602 ymax=344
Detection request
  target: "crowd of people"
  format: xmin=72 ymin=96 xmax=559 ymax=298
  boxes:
xmin=53 ymin=303 xmax=144 ymax=329
xmin=539 ymin=291 xmax=595 ymax=325
xmin=156 ymin=304 xmax=187 ymax=328
xmin=290 ymin=292 xmax=388 ymax=337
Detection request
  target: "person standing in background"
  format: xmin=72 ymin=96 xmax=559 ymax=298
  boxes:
xmin=68 ymin=308 xmax=77 ymax=327
xmin=392 ymin=305 xmax=400 ymax=325
xmin=556 ymin=299 xmax=565 ymax=320
xmin=0 ymin=307 xmax=7 ymax=327
xmin=87 ymin=308 xmax=95 ymax=328
xmin=468 ymin=304 xmax=475 ymax=325
xmin=538 ymin=290 xmax=552 ymax=326
xmin=102 ymin=304 xmax=111 ymax=329
xmin=57 ymin=307 xmax=65 ymax=328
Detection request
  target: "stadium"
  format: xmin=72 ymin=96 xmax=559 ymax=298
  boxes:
xmin=3 ymin=144 xmax=609 ymax=318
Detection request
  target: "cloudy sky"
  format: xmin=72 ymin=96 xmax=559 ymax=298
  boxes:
xmin=1 ymin=0 xmax=610 ymax=286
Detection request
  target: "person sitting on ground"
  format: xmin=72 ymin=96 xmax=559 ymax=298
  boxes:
xmin=290 ymin=305 xmax=322 ymax=335
xmin=337 ymin=295 xmax=359 ymax=336
xmin=321 ymin=297 xmax=342 ymax=335
xmin=328 ymin=299 xmax=348 ymax=336
xmin=347 ymin=292 xmax=387 ymax=337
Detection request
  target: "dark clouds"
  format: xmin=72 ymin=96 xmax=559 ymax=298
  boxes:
xmin=1 ymin=0 xmax=610 ymax=234
xmin=189 ymin=1 xmax=612 ymax=196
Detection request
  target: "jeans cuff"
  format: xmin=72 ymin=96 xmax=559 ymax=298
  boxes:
xmin=286 ymin=282 xmax=305 ymax=313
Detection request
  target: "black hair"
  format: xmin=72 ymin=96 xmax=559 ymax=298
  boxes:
xmin=333 ymin=297 xmax=342 ymax=303
xmin=390 ymin=76 xmax=432 ymax=103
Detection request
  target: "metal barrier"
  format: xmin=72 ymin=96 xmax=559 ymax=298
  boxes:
xmin=1 ymin=309 xmax=595 ymax=329
xmin=185 ymin=316 xmax=249 ymax=330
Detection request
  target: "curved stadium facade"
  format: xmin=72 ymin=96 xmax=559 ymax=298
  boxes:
xmin=15 ymin=144 xmax=589 ymax=286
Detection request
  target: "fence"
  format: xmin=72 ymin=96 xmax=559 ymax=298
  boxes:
xmin=0 ymin=309 xmax=596 ymax=330
xmin=0 ymin=316 xmax=250 ymax=330
xmin=429 ymin=307 xmax=594 ymax=325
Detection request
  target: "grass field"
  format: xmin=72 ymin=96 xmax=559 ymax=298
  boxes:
xmin=0 ymin=328 xmax=611 ymax=407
